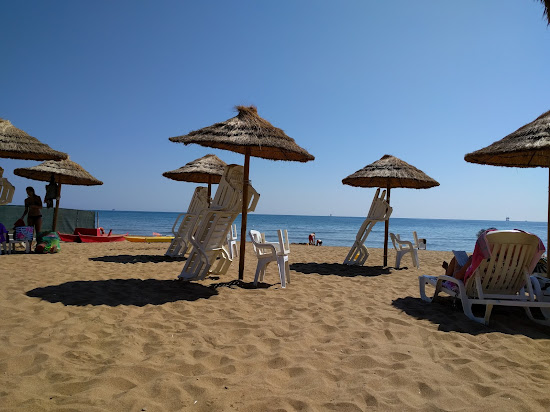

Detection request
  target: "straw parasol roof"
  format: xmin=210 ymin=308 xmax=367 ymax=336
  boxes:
xmin=170 ymin=106 xmax=314 ymax=162
xmin=342 ymin=154 xmax=440 ymax=189
xmin=343 ymin=154 xmax=439 ymax=267
xmin=163 ymin=154 xmax=227 ymax=183
xmin=13 ymin=158 xmax=103 ymax=186
xmin=464 ymin=110 xmax=550 ymax=167
xmin=0 ymin=119 xmax=68 ymax=161
xmin=170 ymin=105 xmax=314 ymax=281
xmin=540 ymin=0 xmax=550 ymax=25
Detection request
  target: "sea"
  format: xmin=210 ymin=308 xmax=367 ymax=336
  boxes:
xmin=95 ymin=210 xmax=548 ymax=253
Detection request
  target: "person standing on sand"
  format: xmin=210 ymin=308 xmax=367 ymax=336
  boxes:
xmin=309 ymin=232 xmax=315 ymax=245
xmin=21 ymin=186 xmax=42 ymax=235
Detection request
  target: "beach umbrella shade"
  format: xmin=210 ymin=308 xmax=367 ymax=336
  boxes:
xmin=0 ymin=119 xmax=68 ymax=161
xmin=342 ymin=154 xmax=440 ymax=267
xmin=13 ymin=158 xmax=103 ymax=231
xmin=464 ymin=109 xmax=550 ymax=274
xmin=170 ymin=105 xmax=314 ymax=280
xmin=163 ymin=154 xmax=227 ymax=204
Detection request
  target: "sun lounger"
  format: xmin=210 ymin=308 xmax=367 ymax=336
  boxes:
xmin=419 ymin=230 xmax=550 ymax=325
xmin=165 ymin=186 xmax=210 ymax=257
xmin=344 ymin=188 xmax=392 ymax=266
xmin=178 ymin=165 xmax=260 ymax=281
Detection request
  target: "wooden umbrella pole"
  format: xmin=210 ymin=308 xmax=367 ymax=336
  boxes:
xmin=207 ymin=175 xmax=212 ymax=207
xmin=52 ymin=182 xmax=62 ymax=232
xmin=238 ymin=148 xmax=251 ymax=280
xmin=547 ymin=167 xmax=549 ymax=277
xmin=383 ymin=185 xmax=391 ymax=267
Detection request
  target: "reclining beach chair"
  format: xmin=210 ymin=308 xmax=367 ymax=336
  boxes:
xmin=226 ymin=224 xmax=239 ymax=259
xmin=178 ymin=164 xmax=260 ymax=281
xmin=165 ymin=186 xmax=210 ymax=257
xmin=419 ymin=230 xmax=550 ymax=326
xmin=390 ymin=232 xmax=419 ymax=269
xmin=343 ymin=188 xmax=392 ymax=266
xmin=249 ymin=229 xmax=290 ymax=288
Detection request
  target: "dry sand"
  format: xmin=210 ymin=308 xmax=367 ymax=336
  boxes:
xmin=1 ymin=241 xmax=550 ymax=411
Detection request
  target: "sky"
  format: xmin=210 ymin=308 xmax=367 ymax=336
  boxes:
xmin=2 ymin=0 xmax=550 ymax=221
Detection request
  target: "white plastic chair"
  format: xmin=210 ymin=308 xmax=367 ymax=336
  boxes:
xmin=165 ymin=186 xmax=210 ymax=257
xmin=412 ymin=231 xmax=426 ymax=250
xmin=226 ymin=224 xmax=239 ymax=259
xmin=7 ymin=232 xmax=32 ymax=254
xmin=390 ymin=233 xmax=419 ymax=269
xmin=249 ymin=229 xmax=290 ymax=288
xmin=344 ymin=188 xmax=392 ymax=266
xmin=419 ymin=230 xmax=550 ymax=325
xmin=178 ymin=165 xmax=260 ymax=281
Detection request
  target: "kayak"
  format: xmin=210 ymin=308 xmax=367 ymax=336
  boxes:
xmin=125 ymin=235 xmax=174 ymax=243
xmin=79 ymin=233 xmax=127 ymax=243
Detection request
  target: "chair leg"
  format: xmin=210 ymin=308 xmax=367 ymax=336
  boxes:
xmin=254 ymin=260 xmax=267 ymax=286
xmin=395 ymin=252 xmax=403 ymax=269
xmin=412 ymin=250 xmax=419 ymax=268
xmin=276 ymin=256 xmax=287 ymax=288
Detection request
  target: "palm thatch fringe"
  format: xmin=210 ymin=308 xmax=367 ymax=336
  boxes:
xmin=14 ymin=158 xmax=103 ymax=186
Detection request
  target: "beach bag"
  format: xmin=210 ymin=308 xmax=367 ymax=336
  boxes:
xmin=15 ymin=226 xmax=34 ymax=241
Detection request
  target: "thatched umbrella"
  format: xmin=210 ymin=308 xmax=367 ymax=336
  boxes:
xmin=465 ymin=109 xmax=550 ymax=273
xmin=170 ymin=105 xmax=314 ymax=280
xmin=163 ymin=154 xmax=227 ymax=205
xmin=342 ymin=154 xmax=440 ymax=266
xmin=539 ymin=0 xmax=550 ymax=25
xmin=13 ymin=158 xmax=103 ymax=231
xmin=0 ymin=119 xmax=68 ymax=161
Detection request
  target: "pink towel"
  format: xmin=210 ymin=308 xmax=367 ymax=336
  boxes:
xmin=464 ymin=229 xmax=545 ymax=283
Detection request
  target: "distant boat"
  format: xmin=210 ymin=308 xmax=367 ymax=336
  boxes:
xmin=506 ymin=216 xmax=510 ymax=221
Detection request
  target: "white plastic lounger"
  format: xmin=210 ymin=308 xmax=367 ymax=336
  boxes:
xmin=178 ymin=165 xmax=260 ymax=281
xmin=344 ymin=188 xmax=392 ymax=266
xmin=226 ymin=224 xmax=239 ymax=260
xmin=249 ymin=229 xmax=290 ymax=288
xmin=419 ymin=230 xmax=550 ymax=326
xmin=165 ymin=186 xmax=210 ymax=257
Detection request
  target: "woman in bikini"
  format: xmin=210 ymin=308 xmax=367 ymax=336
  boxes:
xmin=21 ymin=186 xmax=43 ymax=236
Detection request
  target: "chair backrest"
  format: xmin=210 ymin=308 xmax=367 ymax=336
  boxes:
xmin=367 ymin=188 xmax=392 ymax=221
xmin=466 ymin=230 xmax=541 ymax=297
xmin=389 ymin=233 xmax=402 ymax=250
xmin=187 ymin=186 xmax=210 ymax=215
xmin=249 ymin=230 xmax=264 ymax=257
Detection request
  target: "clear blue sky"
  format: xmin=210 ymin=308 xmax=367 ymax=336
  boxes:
xmin=2 ymin=0 xmax=549 ymax=221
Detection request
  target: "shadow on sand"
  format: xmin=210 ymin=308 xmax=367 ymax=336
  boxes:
xmin=207 ymin=279 xmax=273 ymax=290
xmin=392 ymin=296 xmax=550 ymax=339
xmin=89 ymin=255 xmax=187 ymax=264
xmin=26 ymin=278 xmax=217 ymax=306
xmin=290 ymin=262 xmax=391 ymax=278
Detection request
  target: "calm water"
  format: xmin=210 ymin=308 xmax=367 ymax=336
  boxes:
xmin=96 ymin=210 xmax=548 ymax=253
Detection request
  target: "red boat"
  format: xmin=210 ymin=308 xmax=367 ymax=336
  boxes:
xmin=58 ymin=227 xmax=127 ymax=243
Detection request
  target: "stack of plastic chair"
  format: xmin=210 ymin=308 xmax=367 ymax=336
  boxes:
xmin=249 ymin=229 xmax=290 ymax=288
xmin=178 ymin=164 xmax=260 ymax=281
xmin=0 ymin=167 xmax=15 ymax=206
xmin=343 ymin=188 xmax=392 ymax=266
xmin=165 ymin=186 xmax=210 ymax=257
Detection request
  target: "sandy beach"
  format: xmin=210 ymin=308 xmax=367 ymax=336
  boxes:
xmin=1 ymin=242 xmax=550 ymax=411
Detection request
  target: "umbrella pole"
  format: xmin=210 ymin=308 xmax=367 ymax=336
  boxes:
xmin=238 ymin=148 xmax=251 ymax=281
xmin=52 ymin=182 xmax=62 ymax=232
xmin=547 ymin=168 xmax=549 ymax=277
xmin=384 ymin=185 xmax=391 ymax=267
xmin=207 ymin=175 xmax=212 ymax=207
